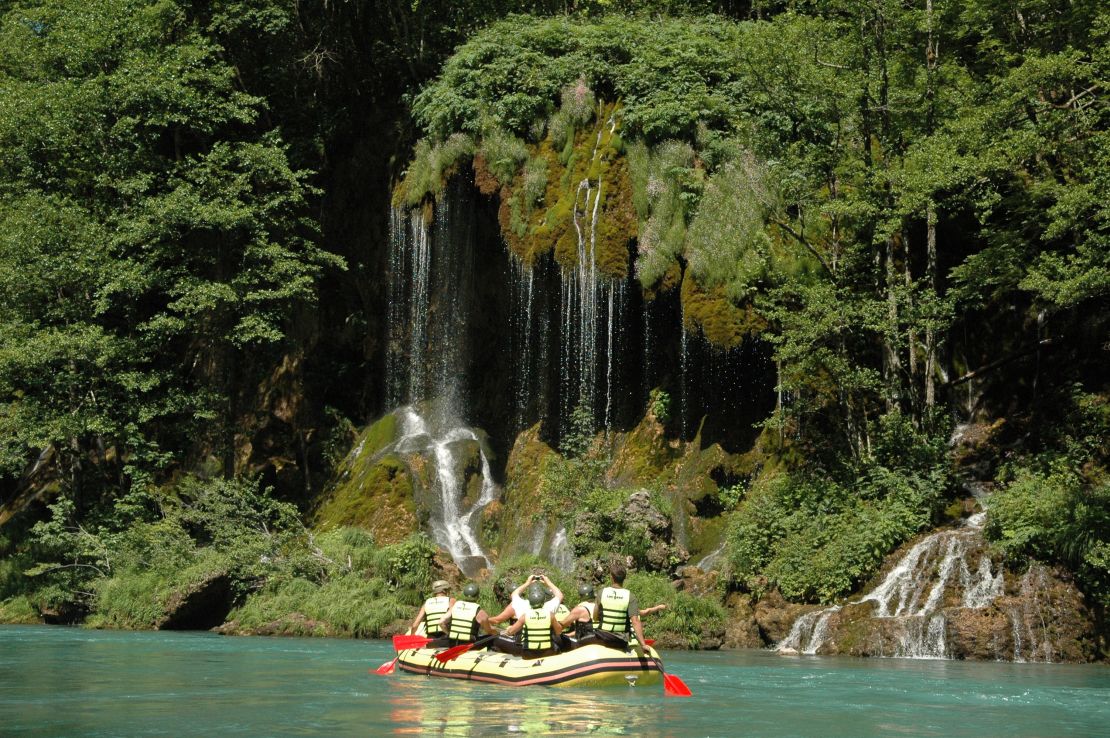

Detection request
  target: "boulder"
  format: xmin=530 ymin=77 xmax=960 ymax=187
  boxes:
xmin=723 ymin=593 xmax=763 ymax=649
xmin=754 ymin=589 xmax=819 ymax=644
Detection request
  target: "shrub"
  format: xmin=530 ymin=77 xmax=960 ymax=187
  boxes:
xmin=626 ymin=572 xmax=727 ymax=648
xmin=478 ymin=130 xmax=529 ymax=187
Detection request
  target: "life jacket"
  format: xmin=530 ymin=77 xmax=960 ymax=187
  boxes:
xmin=522 ymin=609 xmax=554 ymax=651
xmin=554 ymin=603 xmax=570 ymax=620
xmin=447 ymin=600 xmax=480 ymax=642
xmin=423 ymin=595 xmax=451 ymax=636
xmin=598 ymin=587 xmax=631 ymax=634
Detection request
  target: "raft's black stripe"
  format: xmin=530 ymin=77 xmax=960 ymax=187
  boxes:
xmin=397 ymin=653 xmax=659 ymax=686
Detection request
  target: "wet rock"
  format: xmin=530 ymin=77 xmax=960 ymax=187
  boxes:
xmin=754 ymin=589 xmax=819 ymax=644
xmin=723 ymin=593 xmax=763 ymax=649
xmin=947 ymin=564 xmax=1099 ymax=662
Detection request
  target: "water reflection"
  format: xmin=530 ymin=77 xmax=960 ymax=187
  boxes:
xmin=386 ymin=676 xmax=655 ymax=735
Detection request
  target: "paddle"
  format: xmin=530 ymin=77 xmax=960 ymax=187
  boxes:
xmin=372 ymin=634 xmax=434 ymax=676
xmin=637 ymin=643 xmax=692 ymax=697
xmin=392 ymin=634 xmax=432 ymax=651
xmin=434 ymin=633 xmax=500 ymax=663
xmin=373 ymin=656 xmax=399 ymax=675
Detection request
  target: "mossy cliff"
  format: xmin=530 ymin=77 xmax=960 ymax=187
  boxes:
xmin=392 ymin=89 xmax=770 ymax=353
xmin=313 ymin=413 xmax=420 ymax=545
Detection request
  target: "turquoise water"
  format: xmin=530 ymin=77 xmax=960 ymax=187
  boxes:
xmin=1 ymin=625 xmax=1107 ymax=736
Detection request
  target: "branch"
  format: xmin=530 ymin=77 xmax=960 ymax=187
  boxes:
xmin=946 ymin=337 xmax=1057 ymax=387
xmin=771 ymin=218 xmax=836 ymax=278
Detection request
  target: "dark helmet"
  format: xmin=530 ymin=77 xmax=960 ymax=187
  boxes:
xmin=462 ymin=583 xmax=480 ymax=599
xmin=577 ymin=584 xmax=594 ymax=600
xmin=526 ymin=585 xmax=547 ymax=608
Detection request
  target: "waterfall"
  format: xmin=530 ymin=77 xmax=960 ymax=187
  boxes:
xmin=511 ymin=256 xmax=536 ymax=431
xmin=377 ymin=406 xmax=496 ymax=576
xmin=556 ymin=218 xmax=628 ymax=436
xmin=696 ymin=540 xmax=727 ymax=572
xmin=385 ymin=188 xmax=498 ymax=575
xmin=1010 ymin=566 xmax=1057 ymax=663
xmin=549 ymin=524 xmax=575 ymax=572
xmin=679 ymin=305 xmax=689 ymax=439
xmin=777 ymin=512 xmax=1006 ymax=658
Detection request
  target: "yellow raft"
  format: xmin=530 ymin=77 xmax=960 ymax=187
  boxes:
xmin=396 ymin=643 xmax=663 ymax=688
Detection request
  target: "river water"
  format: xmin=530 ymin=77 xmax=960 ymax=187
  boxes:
xmin=2 ymin=625 xmax=1106 ymax=736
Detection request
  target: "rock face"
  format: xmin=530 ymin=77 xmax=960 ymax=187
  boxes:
xmin=723 ymin=593 xmax=763 ymax=649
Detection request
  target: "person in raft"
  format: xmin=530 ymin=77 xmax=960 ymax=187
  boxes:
xmin=560 ymin=584 xmax=598 ymax=639
xmin=408 ymin=579 xmax=454 ymax=638
xmin=487 ymin=572 xmax=563 ymax=626
xmin=560 ymin=579 xmax=665 ymax=649
xmin=502 ymin=585 xmax=563 ymax=658
xmin=593 ymin=563 xmax=649 ymax=650
xmin=434 ymin=582 xmax=496 ymax=646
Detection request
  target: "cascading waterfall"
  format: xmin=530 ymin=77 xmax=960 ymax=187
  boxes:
xmin=778 ymin=511 xmax=1005 ymax=658
xmin=553 ymin=119 xmax=629 ymax=436
xmin=1010 ymin=566 xmax=1057 ymax=663
xmin=548 ymin=524 xmax=575 ymax=572
xmin=390 ymin=407 xmax=496 ymax=574
xmin=385 ymin=189 xmax=499 ymax=574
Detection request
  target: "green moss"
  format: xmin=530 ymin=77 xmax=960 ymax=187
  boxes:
xmin=681 ymin=270 xmax=768 ymax=349
xmin=362 ymin=413 xmax=398 ymax=458
xmin=315 ymin=454 xmax=417 ymax=545
xmin=490 ymin=424 xmax=557 ymax=556
xmin=607 ymin=408 xmax=682 ymax=487
xmin=313 ymin=413 xmax=419 ymax=545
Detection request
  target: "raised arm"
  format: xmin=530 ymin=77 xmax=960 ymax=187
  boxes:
xmin=540 ymin=574 xmax=562 ymax=605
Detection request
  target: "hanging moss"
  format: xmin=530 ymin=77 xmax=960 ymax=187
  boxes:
xmin=643 ymin=262 xmax=682 ymax=301
xmin=681 ymin=270 xmax=768 ymax=349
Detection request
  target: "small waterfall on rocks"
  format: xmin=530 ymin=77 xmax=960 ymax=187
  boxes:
xmin=778 ymin=511 xmax=1005 ymax=658
xmin=389 ymin=406 xmax=497 ymax=575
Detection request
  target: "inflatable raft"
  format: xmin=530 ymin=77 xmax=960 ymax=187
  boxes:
xmin=396 ymin=643 xmax=663 ymax=688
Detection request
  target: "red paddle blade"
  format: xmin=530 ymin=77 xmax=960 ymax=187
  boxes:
xmin=644 ymin=639 xmax=655 ymax=646
xmin=434 ymin=643 xmax=473 ymax=663
xmin=663 ymin=673 xmax=692 ymax=697
xmin=373 ymin=657 xmax=398 ymax=675
xmin=392 ymin=635 xmax=430 ymax=651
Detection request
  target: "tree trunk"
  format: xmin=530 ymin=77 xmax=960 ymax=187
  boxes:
xmin=925 ymin=202 xmax=937 ymax=408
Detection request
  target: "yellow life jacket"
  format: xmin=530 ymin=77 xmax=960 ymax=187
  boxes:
xmin=423 ymin=595 xmax=451 ymax=636
xmin=522 ymin=609 xmax=553 ymax=651
xmin=554 ymin=603 xmax=570 ymax=620
xmin=598 ymin=587 xmax=631 ymax=634
xmin=447 ymin=600 xmax=480 ymax=642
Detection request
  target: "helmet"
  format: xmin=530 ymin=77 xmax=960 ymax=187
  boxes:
xmin=431 ymin=579 xmax=450 ymax=594
xmin=526 ymin=585 xmax=547 ymax=608
xmin=577 ymin=584 xmax=594 ymax=600
xmin=462 ymin=583 xmax=480 ymax=599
